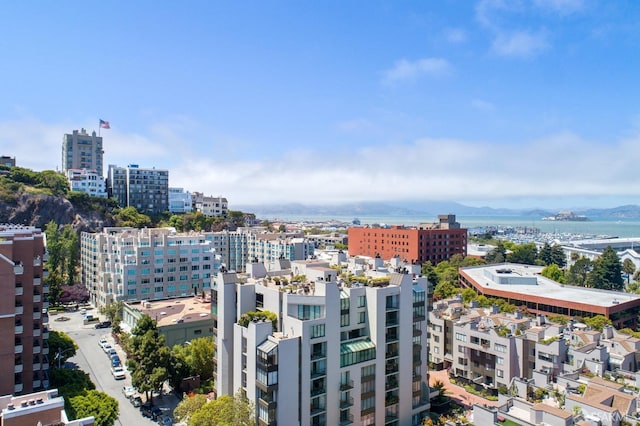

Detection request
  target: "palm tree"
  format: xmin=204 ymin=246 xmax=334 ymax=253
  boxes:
xmin=432 ymin=379 xmax=450 ymax=403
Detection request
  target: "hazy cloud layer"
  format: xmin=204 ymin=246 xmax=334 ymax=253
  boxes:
xmin=6 ymin=117 xmax=639 ymax=207
xmin=382 ymin=58 xmax=452 ymax=83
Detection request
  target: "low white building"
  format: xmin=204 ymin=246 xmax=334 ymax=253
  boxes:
xmin=66 ymin=168 xmax=107 ymax=197
xmin=168 ymin=187 xmax=193 ymax=213
xmin=192 ymin=192 xmax=228 ymax=217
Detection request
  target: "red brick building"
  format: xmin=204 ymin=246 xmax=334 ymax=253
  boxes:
xmin=0 ymin=225 xmax=49 ymax=396
xmin=347 ymin=214 xmax=467 ymax=264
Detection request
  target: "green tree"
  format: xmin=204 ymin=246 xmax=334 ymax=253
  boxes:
xmin=99 ymin=301 xmax=123 ymax=322
xmin=485 ymin=241 xmax=507 ymax=264
xmin=113 ymin=206 xmax=152 ymax=228
xmin=50 ymin=368 xmax=95 ymax=400
xmin=37 ymin=170 xmax=70 ymax=196
xmin=433 ymin=281 xmax=458 ymax=300
xmin=541 ymin=264 xmax=565 ymax=283
xmin=583 ymin=315 xmax=611 ymax=331
xmin=190 ymin=392 xmax=254 ymax=426
xmin=507 ymin=243 xmax=538 ymax=265
xmin=587 ymin=246 xmax=624 ymax=291
xmin=565 ymin=257 xmax=593 ymax=287
xmin=170 ymin=337 xmax=215 ymax=390
xmin=68 ymin=390 xmax=119 ymax=426
xmin=49 ymin=330 xmax=78 ymax=367
xmin=537 ymin=243 xmax=566 ymax=267
xmin=62 ymin=225 xmax=79 ymax=285
xmin=421 ymin=261 xmax=438 ymax=286
xmin=461 ymin=287 xmax=477 ymax=304
xmin=623 ymin=259 xmax=636 ymax=285
xmin=174 ymin=394 xmax=208 ymax=424
xmin=127 ymin=315 xmax=171 ymax=403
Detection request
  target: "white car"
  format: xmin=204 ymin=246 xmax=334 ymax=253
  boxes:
xmin=102 ymin=344 xmax=113 ymax=354
xmin=98 ymin=338 xmax=108 ymax=348
xmin=112 ymin=366 xmax=126 ymax=380
xmin=122 ymin=385 xmax=136 ymax=399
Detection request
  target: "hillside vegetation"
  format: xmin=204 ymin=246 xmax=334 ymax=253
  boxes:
xmin=0 ymin=166 xmax=253 ymax=232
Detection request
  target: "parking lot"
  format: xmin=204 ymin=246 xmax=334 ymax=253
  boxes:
xmin=50 ymin=307 xmax=179 ymax=425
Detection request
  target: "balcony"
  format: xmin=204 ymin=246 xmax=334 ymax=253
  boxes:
xmin=42 ymin=284 xmax=50 ymax=293
xmin=15 ymin=325 xmax=23 ymax=334
xmin=340 ymin=396 xmax=353 ymax=408
xmin=42 ymin=328 xmax=49 ymax=339
xmin=43 ymin=269 xmax=49 ymax=278
xmin=42 ymin=300 xmax=49 ymax=309
xmin=311 ymin=352 xmax=326 ymax=361
xmin=33 ymin=256 xmax=42 ymax=266
xmin=15 ymin=363 xmax=23 ymax=373
xmin=310 ymin=386 xmax=326 ymax=397
xmin=42 ymin=344 xmax=49 ymax=355
xmin=42 ymin=252 xmax=49 ymax=262
xmin=310 ymin=405 xmax=326 ymax=415
xmin=33 ymin=311 xmax=41 ymax=320
xmin=311 ymin=369 xmax=326 ymax=379
xmin=33 ymin=277 xmax=41 ymax=286
xmin=385 ymin=413 xmax=399 ymax=423
xmin=33 ymin=328 xmax=41 ymax=337
xmin=33 ymin=345 xmax=41 ymax=354
xmin=340 ymin=379 xmax=354 ymax=390
xmin=15 ymin=345 xmax=23 ymax=354
xmin=339 ymin=414 xmax=354 ymax=425
xmin=33 ymin=379 xmax=41 ymax=388
xmin=15 ymin=285 xmax=23 ymax=296
xmin=14 ymin=383 xmax=22 ymax=393
xmin=15 ymin=306 xmax=23 ymax=315
xmin=14 ymin=264 xmax=24 ymax=275
xmin=386 ymin=380 xmax=399 ymax=390
xmin=33 ymin=362 xmax=41 ymax=370
xmin=42 ymin=379 xmax=49 ymax=389
xmin=42 ymin=314 xmax=49 ymax=324
xmin=33 ymin=295 xmax=41 ymax=303
xmin=385 ymin=396 xmax=399 ymax=406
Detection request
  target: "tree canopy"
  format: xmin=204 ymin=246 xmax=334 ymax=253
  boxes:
xmin=126 ymin=315 xmax=171 ymax=403
xmin=48 ymin=330 xmax=78 ymax=367
xmin=68 ymin=390 xmax=119 ymax=426
xmin=189 ymin=392 xmax=254 ymax=426
xmin=587 ymin=246 xmax=624 ymax=291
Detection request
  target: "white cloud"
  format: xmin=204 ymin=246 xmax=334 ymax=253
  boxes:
xmin=491 ymin=30 xmax=549 ymax=57
xmin=382 ymin=58 xmax=451 ymax=83
xmin=444 ymin=28 xmax=467 ymax=44
xmin=4 ymin=117 xmax=640 ymax=208
xmin=336 ymin=118 xmax=377 ymax=135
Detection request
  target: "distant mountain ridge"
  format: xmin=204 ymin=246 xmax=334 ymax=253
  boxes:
xmin=234 ymin=202 xmax=640 ymax=219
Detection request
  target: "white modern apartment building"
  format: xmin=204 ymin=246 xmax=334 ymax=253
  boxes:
xmin=106 ymin=164 xmax=169 ymax=214
xmin=168 ymin=187 xmax=193 ymax=213
xmin=81 ymin=227 xmax=218 ymax=307
xmin=212 ymin=260 xmax=430 ymax=426
xmin=202 ymin=228 xmax=315 ymax=273
xmin=62 ymin=129 xmax=104 ymax=177
xmin=192 ymin=192 xmax=228 ymax=217
xmin=66 ymin=168 xmax=107 ymax=198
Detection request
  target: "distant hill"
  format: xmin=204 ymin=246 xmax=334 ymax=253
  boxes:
xmin=235 ymin=201 xmax=640 ymax=220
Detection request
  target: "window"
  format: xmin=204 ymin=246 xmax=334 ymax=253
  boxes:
xmin=311 ymin=324 xmax=325 ymax=338
xmin=497 ymin=356 xmax=504 ymax=365
xmin=455 ymin=333 xmax=467 ymax=342
xmin=340 ymin=313 xmax=350 ymax=327
xmin=497 ymin=369 xmax=504 ymax=378
xmin=494 ymin=343 xmax=507 ymax=353
xmin=358 ymin=312 xmax=366 ymax=324
xmin=358 ymin=296 xmax=366 ymax=307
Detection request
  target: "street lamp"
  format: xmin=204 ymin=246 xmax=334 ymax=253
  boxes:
xmin=56 ymin=347 xmax=75 ymax=369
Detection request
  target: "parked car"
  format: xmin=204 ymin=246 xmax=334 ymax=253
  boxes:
xmin=102 ymin=344 xmax=113 ymax=354
xmin=111 ymin=366 xmax=126 ymax=380
xmin=107 ymin=348 xmax=117 ymax=358
xmin=140 ymin=402 xmax=162 ymax=420
xmin=94 ymin=321 xmax=112 ymax=329
xmin=98 ymin=338 xmax=108 ymax=348
xmin=111 ymin=358 xmax=121 ymax=368
xmin=122 ymin=386 xmax=136 ymax=399
xmin=131 ymin=396 xmax=143 ymax=407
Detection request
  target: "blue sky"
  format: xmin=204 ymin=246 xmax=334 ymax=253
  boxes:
xmin=1 ymin=0 xmax=639 ymax=209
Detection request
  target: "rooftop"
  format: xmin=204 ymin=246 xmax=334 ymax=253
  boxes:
xmin=128 ymin=296 xmax=211 ymax=327
xmin=461 ymin=263 xmax=640 ymax=309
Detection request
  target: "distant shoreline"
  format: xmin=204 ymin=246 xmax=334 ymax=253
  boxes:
xmin=261 ymin=214 xmax=640 ymax=239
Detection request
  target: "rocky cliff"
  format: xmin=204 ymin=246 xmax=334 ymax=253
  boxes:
xmin=0 ymin=193 xmax=115 ymax=232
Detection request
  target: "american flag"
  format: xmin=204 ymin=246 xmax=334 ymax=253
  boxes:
xmin=99 ymin=119 xmax=111 ymax=129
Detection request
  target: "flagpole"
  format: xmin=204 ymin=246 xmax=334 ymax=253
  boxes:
xmin=98 ymin=120 xmax=101 ymax=137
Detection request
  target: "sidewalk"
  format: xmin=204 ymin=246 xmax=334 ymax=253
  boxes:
xmin=429 ymin=369 xmax=500 ymax=410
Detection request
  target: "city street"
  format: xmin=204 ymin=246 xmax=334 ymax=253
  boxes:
xmin=50 ymin=307 xmax=179 ymax=425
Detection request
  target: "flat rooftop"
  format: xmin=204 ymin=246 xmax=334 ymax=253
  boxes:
xmin=461 ymin=263 xmax=640 ymax=308
xmin=129 ymin=297 xmax=211 ymax=327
